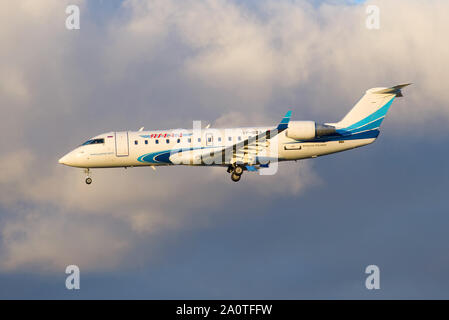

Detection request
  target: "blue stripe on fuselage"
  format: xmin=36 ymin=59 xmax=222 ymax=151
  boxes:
xmin=137 ymin=146 xmax=219 ymax=164
xmin=337 ymin=116 xmax=384 ymax=136
xmin=304 ymin=129 xmax=380 ymax=143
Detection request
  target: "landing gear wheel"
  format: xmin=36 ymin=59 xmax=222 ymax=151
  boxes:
xmin=84 ymin=168 xmax=92 ymax=185
xmin=234 ymin=166 xmax=244 ymax=176
xmin=231 ymin=172 xmax=241 ymax=182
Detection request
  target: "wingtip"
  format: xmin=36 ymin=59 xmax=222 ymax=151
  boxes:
xmin=277 ymin=110 xmax=293 ymax=131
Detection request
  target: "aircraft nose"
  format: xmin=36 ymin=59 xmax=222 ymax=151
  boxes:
xmin=58 ymin=154 xmax=69 ymax=165
xmin=58 ymin=149 xmax=86 ymax=167
xmin=58 ymin=151 xmax=76 ymax=166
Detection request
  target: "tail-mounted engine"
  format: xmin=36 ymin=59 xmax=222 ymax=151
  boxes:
xmin=285 ymin=121 xmax=336 ymax=140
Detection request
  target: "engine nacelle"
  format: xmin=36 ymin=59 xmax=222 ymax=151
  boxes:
xmin=285 ymin=121 xmax=336 ymax=140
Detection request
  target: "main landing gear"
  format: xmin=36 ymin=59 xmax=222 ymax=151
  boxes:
xmin=84 ymin=168 xmax=92 ymax=185
xmin=228 ymin=165 xmax=244 ymax=182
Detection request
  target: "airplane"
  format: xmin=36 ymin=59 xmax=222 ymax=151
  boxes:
xmin=58 ymin=84 xmax=410 ymax=183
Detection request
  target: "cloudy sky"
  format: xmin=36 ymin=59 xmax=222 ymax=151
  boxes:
xmin=0 ymin=0 xmax=449 ymax=299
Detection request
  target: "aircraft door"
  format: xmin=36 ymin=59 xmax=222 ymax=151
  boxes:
xmin=115 ymin=131 xmax=129 ymax=157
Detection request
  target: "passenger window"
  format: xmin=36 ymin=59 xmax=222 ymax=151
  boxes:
xmin=135 ymin=140 xmax=138 ymax=145
xmin=166 ymin=139 xmax=170 ymax=144
xmin=218 ymin=137 xmax=222 ymax=142
xmin=155 ymin=140 xmax=159 ymax=144
xmin=145 ymin=140 xmax=148 ymax=145
xmin=238 ymin=136 xmax=241 ymax=141
xmin=177 ymin=138 xmax=180 ymax=143
xmin=228 ymin=137 xmax=232 ymax=142
xmin=188 ymin=138 xmax=191 ymax=143
xmin=198 ymin=138 xmax=201 ymax=142
xmin=208 ymin=137 xmax=212 ymax=142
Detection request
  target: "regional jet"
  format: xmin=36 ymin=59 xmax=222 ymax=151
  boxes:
xmin=58 ymin=84 xmax=410 ymax=183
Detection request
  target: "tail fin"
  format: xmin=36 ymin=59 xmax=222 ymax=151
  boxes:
xmin=333 ymin=84 xmax=411 ymax=134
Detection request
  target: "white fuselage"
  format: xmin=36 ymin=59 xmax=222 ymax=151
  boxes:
xmin=58 ymin=127 xmax=376 ymax=169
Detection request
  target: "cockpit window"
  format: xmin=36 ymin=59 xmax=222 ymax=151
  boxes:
xmin=81 ymin=138 xmax=104 ymax=146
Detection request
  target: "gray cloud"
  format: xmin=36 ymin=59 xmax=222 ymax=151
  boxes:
xmin=0 ymin=0 xmax=448 ymax=296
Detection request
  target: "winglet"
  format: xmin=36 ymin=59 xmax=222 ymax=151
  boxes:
xmin=276 ymin=110 xmax=292 ymax=131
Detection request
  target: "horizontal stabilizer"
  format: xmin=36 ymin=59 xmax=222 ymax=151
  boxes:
xmin=372 ymin=83 xmax=412 ymax=97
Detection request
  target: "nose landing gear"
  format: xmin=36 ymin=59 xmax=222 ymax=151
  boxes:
xmin=84 ymin=168 xmax=92 ymax=185
xmin=228 ymin=165 xmax=244 ymax=182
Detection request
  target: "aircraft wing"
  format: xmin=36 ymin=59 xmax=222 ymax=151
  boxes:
xmin=200 ymin=111 xmax=292 ymax=165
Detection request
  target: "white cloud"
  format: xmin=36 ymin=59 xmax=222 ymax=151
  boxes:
xmin=0 ymin=0 xmax=448 ymax=272
xmin=101 ymin=0 xmax=449 ymax=122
